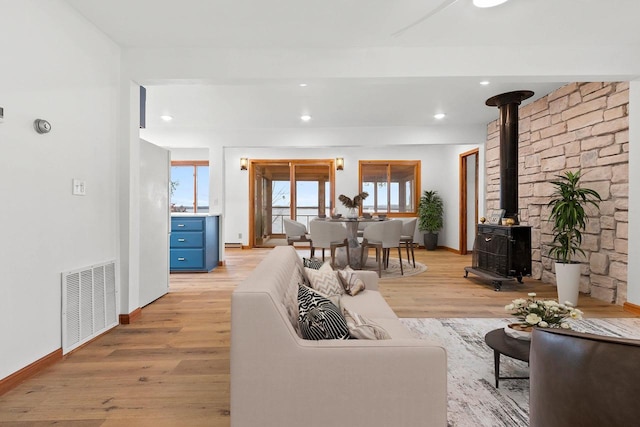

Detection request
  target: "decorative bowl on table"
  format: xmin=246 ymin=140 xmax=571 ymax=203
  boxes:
xmin=362 ymin=213 xmax=372 ymax=219
xmin=331 ymin=214 xmax=342 ymax=219
xmin=378 ymin=214 xmax=387 ymax=220
xmin=504 ymin=323 xmax=533 ymax=341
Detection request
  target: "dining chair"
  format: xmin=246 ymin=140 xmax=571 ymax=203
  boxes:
xmin=360 ymin=219 xmax=403 ymax=277
xmin=400 ymin=218 xmax=417 ymax=268
xmin=283 ymin=218 xmax=313 ymax=256
xmin=356 ymin=221 xmax=370 ymax=238
xmin=309 ymin=220 xmax=350 ymax=268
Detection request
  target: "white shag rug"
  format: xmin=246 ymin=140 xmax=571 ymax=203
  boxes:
xmin=399 ymin=317 xmax=640 ymax=427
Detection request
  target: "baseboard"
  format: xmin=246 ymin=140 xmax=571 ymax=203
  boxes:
xmin=119 ymin=307 xmax=142 ymax=325
xmin=0 ymin=348 xmax=62 ymax=396
xmin=623 ymin=302 xmax=640 ymax=316
xmin=440 ymin=246 xmax=460 ymax=254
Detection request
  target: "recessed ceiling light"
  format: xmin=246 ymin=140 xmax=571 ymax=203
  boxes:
xmin=299 ymin=83 xmax=308 ymax=87
xmin=473 ymin=0 xmax=509 ymax=8
xmin=160 ymin=115 xmax=173 ymax=121
xmin=301 ymin=115 xmax=312 ymax=122
xmin=434 ymin=113 xmax=446 ymax=120
xmin=480 ymin=80 xmax=490 ymax=86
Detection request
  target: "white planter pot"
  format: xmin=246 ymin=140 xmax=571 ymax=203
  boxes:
xmin=555 ymin=262 xmax=581 ymax=306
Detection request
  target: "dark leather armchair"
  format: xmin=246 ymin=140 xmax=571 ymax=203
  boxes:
xmin=529 ymin=327 xmax=640 ymax=427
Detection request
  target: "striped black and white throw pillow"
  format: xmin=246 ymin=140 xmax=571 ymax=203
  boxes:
xmin=298 ymin=285 xmax=349 ymax=340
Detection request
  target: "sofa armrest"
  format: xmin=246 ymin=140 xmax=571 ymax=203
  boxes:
xmin=353 ymin=269 xmax=379 ymax=291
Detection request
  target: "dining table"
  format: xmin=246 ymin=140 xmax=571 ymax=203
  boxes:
xmin=322 ymin=216 xmax=388 ymax=269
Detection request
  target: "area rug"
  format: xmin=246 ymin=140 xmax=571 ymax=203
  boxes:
xmin=361 ymin=258 xmax=427 ymax=279
xmin=399 ymin=317 xmax=640 ymax=427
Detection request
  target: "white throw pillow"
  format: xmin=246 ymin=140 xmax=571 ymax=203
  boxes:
xmin=304 ymin=262 xmax=345 ymax=298
xmin=337 ymin=266 xmax=366 ymax=296
xmin=343 ymin=308 xmax=391 ymax=340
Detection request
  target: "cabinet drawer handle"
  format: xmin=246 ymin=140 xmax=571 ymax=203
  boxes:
xmin=177 ymin=224 xmax=185 ymax=227
xmin=178 ymin=238 xmax=186 ymax=242
xmin=178 ymin=257 xmax=186 ymax=261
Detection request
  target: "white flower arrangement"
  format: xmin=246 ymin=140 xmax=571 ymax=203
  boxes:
xmin=505 ymin=292 xmax=583 ymax=329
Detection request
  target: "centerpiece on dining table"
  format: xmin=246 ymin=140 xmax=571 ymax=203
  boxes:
xmin=338 ymin=192 xmax=369 ymax=219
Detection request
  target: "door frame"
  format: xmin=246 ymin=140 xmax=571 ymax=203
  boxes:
xmin=248 ymin=158 xmax=336 ymax=248
xmin=459 ymin=148 xmax=479 ymax=255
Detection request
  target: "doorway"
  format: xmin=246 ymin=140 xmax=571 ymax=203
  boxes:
xmin=459 ymin=149 xmax=479 ymax=255
xmin=249 ymin=159 xmax=335 ymax=248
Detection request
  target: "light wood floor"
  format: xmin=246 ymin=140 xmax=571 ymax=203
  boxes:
xmin=0 ymin=248 xmax=635 ymax=426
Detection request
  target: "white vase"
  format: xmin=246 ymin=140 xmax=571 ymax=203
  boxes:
xmin=347 ymin=208 xmax=358 ymax=219
xmin=555 ymin=262 xmax=581 ymax=306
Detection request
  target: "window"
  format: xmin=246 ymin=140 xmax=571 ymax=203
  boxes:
xmin=171 ymin=160 xmax=209 ymax=213
xmin=359 ymin=160 xmax=420 ymax=215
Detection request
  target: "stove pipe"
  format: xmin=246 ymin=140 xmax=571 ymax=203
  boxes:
xmin=485 ymin=90 xmax=534 ymax=225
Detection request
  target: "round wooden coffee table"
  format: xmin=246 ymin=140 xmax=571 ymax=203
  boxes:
xmin=484 ymin=328 xmax=531 ymax=388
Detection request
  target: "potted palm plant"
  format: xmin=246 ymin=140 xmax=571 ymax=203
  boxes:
xmin=418 ymin=190 xmax=444 ymax=251
xmin=547 ymin=170 xmax=601 ymax=306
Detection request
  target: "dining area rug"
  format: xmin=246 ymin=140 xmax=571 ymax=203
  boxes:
xmin=399 ymin=317 xmax=640 ymax=427
xmin=360 ymin=258 xmax=427 ymax=279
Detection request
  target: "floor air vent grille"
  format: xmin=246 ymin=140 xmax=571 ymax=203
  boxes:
xmin=62 ymin=261 xmax=118 ymax=354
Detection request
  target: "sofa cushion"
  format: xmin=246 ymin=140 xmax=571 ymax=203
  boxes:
xmin=304 ymin=263 xmax=345 ymax=297
xmin=298 ymin=285 xmax=349 ymax=340
xmin=343 ymin=308 xmax=391 ymax=340
xmin=372 ymin=318 xmax=420 ymax=340
xmin=340 ymin=290 xmax=399 ymax=320
xmin=337 ymin=266 xmax=366 ymax=296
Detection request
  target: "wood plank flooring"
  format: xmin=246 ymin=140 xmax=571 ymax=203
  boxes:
xmin=0 ymin=248 xmax=635 ymax=426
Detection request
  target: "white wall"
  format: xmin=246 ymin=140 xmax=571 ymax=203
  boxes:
xmin=222 ymin=142 xmax=482 ymax=249
xmin=0 ymin=0 xmax=120 ymax=379
xmin=141 ymin=124 xmax=485 ymax=251
xmin=627 ymin=80 xmax=640 ymax=306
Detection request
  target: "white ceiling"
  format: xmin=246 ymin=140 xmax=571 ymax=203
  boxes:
xmin=63 ymin=0 xmax=640 ymax=131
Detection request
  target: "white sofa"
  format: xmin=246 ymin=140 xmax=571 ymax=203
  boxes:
xmin=230 ymin=246 xmax=447 ymax=427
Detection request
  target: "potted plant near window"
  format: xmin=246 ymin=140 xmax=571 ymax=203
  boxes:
xmin=547 ymin=170 xmax=601 ymax=306
xmin=418 ymin=190 xmax=444 ymax=251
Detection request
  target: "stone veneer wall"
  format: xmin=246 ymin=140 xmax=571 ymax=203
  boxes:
xmin=485 ymin=82 xmax=629 ymax=304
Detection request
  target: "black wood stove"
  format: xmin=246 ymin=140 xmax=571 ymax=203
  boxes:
xmin=465 ymin=91 xmax=533 ymax=290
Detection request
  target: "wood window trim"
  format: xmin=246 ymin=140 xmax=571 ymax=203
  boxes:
xmin=171 ymin=160 xmax=209 ymax=167
xmin=248 ymin=158 xmax=336 ymax=248
xmin=358 ymin=160 xmax=421 ymax=217
xmin=170 ymin=160 xmax=209 ymax=213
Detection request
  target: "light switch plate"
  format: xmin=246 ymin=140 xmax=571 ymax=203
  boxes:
xmin=72 ymin=179 xmax=86 ymax=196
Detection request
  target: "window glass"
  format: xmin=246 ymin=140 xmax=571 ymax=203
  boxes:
xmin=360 ymin=161 xmax=420 ymax=215
xmin=196 ymin=165 xmax=210 ymax=213
xmin=171 ymin=161 xmax=209 ymax=213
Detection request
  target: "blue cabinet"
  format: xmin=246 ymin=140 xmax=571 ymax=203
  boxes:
xmin=170 ymin=216 xmax=219 ymax=272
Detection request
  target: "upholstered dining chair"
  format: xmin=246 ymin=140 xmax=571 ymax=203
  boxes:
xmin=309 ymin=220 xmax=350 ymax=267
xmin=283 ymin=218 xmax=312 ymax=251
xmin=400 ymin=218 xmax=417 ymax=268
xmin=360 ymin=219 xmax=403 ymax=277
xmin=529 ymin=327 xmax=640 ymax=427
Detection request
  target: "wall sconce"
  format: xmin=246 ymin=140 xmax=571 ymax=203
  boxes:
xmin=336 ymin=157 xmax=344 ymax=171
xmin=240 ymin=157 xmax=248 ymax=170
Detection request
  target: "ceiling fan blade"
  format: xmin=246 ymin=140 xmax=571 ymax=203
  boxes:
xmin=391 ymin=0 xmax=460 ymax=37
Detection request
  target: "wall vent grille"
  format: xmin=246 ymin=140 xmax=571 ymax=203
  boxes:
xmin=62 ymin=261 xmax=118 ymax=354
